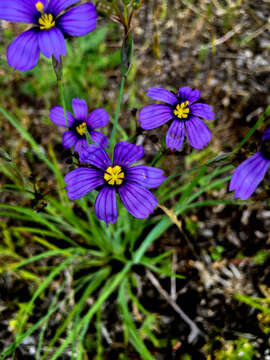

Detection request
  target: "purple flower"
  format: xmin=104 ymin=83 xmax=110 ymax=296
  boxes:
xmin=49 ymin=98 xmax=109 ymax=155
xmin=139 ymin=87 xmax=215 ymax=151
xmin=229 ymin=128 xmax=270 ymax=200
xmin=65 ymin=142 xmax=166 ymax=225
xmin=0 ymin=0 xmax=97 ymax=71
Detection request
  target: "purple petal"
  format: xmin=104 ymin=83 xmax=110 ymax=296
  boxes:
xmin=65 ymin=167 xmax=104 ymax=200
xmin=118 ymin=182 xmax=158 ymax=219
xmin=0 ymin=0 xmax=37 ymax=23
xmin=126 ymin=166 xmax=165 ymax=188
xmin=139 ymin=104 xmax=173 ymax=130
xmin=229 ymin=152 xmax=270 ymax=200
xmin=229 ymin=153 xmax=260 ymax=191
xmin=47 ymin=0 xmax=78 ymax=17
xmin=190 ymin=103 xmax=215 ymax=120
xmin=62 ymin=131 xmax=77 ymax=148
xmin=38 ymin=27 xmax=66 ymax=62
xmin=72 ymin=98 xmax=88 ymax=121
xmin=57 ymin=3 xmax=97 ymax=37
xmin=49 ymin=106 xmax=74 ymax=127
xmin=6 ymin=29 xmax=40 ymax=71
xmin=166 ymin=120 xmax=185 ymax=151
xmin=113 ymin=142 xmax=144 ymax=167
xmin=263 ymin=127 xmax=270 ymax=142
xmin=145 ymin=87 xmax=178 ymax=106
xmin=74 ymin=138 xmax=88 ymax=155
xmin=95 ymin=186 xmax=117 ymax=226
xmin=178 ymin=87 xmax=201 ymax=104
xmin=87 ymin=108 xmax=109 ymax=129
xmin=185 ymin=116 xmax=212 ymax=149
xmin=80 ymin=145 xmax=111 ymax=170
xmin=90 ymin=131 xmax=109 ymax=148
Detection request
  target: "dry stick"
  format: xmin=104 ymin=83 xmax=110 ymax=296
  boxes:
xmin=158 ymin=205 xmax=200 ymax=261
xmin=195 ymin=22 xmax=246 ymax=54
xmin=146 ymin=270 xmax=203 ymax=343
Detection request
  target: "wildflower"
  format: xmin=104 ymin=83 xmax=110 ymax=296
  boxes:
xmin=49 ymin=98 xmax=109 ymax=154
xmin=0 ymin=0 xmax=97 ymax=71
xmin=139 ymin=87 xmax=214 ymax=151
xmin=229 ymin=128 xmax=270 ymax=200
xmin=65 ymin=142 xmax=165 ymax=225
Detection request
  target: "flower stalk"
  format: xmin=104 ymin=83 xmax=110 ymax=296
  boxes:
xmin=57 ymin=78 xmax=69 ymax=130
xmin=110 ymin=75 xmax=126 ymax=151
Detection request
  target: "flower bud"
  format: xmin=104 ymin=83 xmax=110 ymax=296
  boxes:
xmin=132 ymin=0 xmax=142 ymax=10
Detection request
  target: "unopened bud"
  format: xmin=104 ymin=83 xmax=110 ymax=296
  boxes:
xmin=132 ymin=0 xmax=142 ymax=10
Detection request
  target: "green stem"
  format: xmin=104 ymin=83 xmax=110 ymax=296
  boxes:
xmin=57 ymin=79 xmax=69 ymax=129
xmin=110 ymin=75 xmax=126 ymax=151
xmin=85 ymin=128 xmax=92 ymax=145
xmin=127 ymin=132 xmax=137 ymax=144
xmin=151 ymin=140 xmax=166 ymax=167
xmin=123 ymin=4 xmax=129 ymax=27
xmin=112 ymin=0 xmax=126 ymax=29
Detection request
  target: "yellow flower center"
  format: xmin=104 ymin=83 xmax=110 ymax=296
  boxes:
xmin=173 ymin=101 xmax=190 ymax=119
xmin=76 ymin=122 xmax=87 ymax=136
xmin=104 ymin=166 xmax=124 ymax=186
xmin=35 ymin=1 xmax=44 ymax=12
xmin=38 ymin=13 xmax=55 ymax=30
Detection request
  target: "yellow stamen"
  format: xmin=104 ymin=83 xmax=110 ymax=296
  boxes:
xmin=38 ymin=13 xmax=55 ymax=30
xmin=104 ymin=166 xmax=124 ymax=186
xmin=76 ymin=122 xmax=87 ymax=136
xmin=35 ymin=1 xmax=44 ymax=12
xmin=173 ymin=101 xmax=190 ymax=119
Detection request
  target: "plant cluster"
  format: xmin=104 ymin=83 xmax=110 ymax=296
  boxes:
xmin=0 ymin=0 xmax=269 ymax=358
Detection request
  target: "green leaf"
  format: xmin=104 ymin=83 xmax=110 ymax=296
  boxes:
xmin=0 ymin=106 xmax=54 ymax=172
xmin=234 ymin=293 xmax=270 ymax=314
xmin=118 ymin=280 xmax=155 ymax=360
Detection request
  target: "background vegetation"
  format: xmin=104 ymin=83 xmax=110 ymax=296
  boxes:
xmin=0 ymin=0 xmax=269 ymax=359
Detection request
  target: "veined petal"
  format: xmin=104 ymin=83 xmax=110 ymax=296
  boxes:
xmin=185 ymin=116 xmax=212 ymax=149
xmin=95 ymin=186 xmax=117 ymax=225
xmin=118 ymin=182 xmax=158 ymax=219
xmin=57 ymin=3 xmax=97 ymax=37
xmin=49 ymin=106 xmax=74 ymax=127
xmin=113 ymin=142 xmax=144 ymax=167
xmin=229 ymin=153 xmax=261 ymax=191
xmin=62 ymin=131 xmax=77 ymax=148
xmin=65 ymin=167 xmax=104 ymax=200
xmin=229 ymin=152 xmax=270 ymax=200
xmin=166 ymin=120 xmax=185 ymax=151
xmin=90 ymin=131 xmax=109 ymax=148
xmin=72 ymin=98 xmax=88 ymax=121
xmin=80 ymin=145 xmax=111 ymax=170
xmin=145 ymin=87 xmax=178 ymax=106
xmin=87 ymin=108 xmax=109 ymax=129
xmin=0 ymin=0 xmax=37 ymax=23
xmin=126 ymin=166 xmax=165 ymax=188
xmin=38 ymin=27 xmax=66 ymax=62
xmin=178 ymin=87 xmax=201 ymax=104
xmin=139 ymin=104 xmax=173 ymax=130
xmin=47 ymin=0 xmax=79 ymax=17
xmin=74 ymin=138 xmax=88 ymax=155
xmin=7 ymin=29 xmax=40 ymax=71
xmin=190 ymin=103 xmax=215 ymax=120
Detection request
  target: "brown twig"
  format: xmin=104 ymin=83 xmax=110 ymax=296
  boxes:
xmin=146 ymin=270 xmax=203 ymax=343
